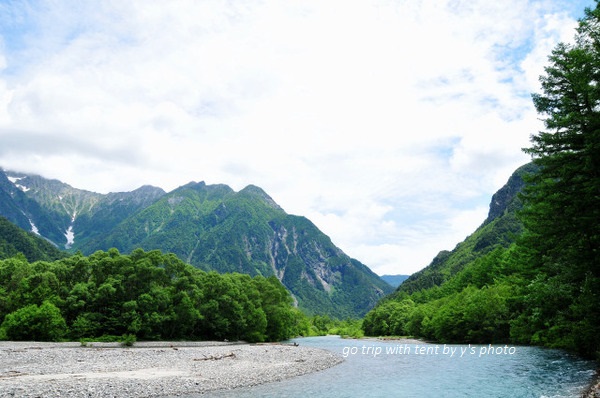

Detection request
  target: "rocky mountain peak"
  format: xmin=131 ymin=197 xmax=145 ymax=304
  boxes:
xmin=240 ymin=185 xmax=282 ymax=210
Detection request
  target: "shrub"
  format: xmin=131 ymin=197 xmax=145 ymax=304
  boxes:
xmin=0 ymin=301 xmax=67 ymax=341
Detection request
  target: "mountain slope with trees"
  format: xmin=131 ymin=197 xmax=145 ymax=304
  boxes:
xmin=0 ymin=216 xmax=67 ymax=262
xmin=362 ymin=163 xmax=531 ymax=341
xmin=0 ymin=171 xmax=392 ymax=318
xmin=396 ymin=163 xmax=534 ymax=295
xmin=73 ymin=181 xmax=392 ymax=318
xmin=363 ymin=2 xmax=600 ymax=359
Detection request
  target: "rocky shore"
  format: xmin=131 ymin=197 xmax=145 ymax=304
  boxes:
xmin=582 ymin=370 xmax=600 ymax=398
xmin=0 ymin=341 xmax=342 ymax=397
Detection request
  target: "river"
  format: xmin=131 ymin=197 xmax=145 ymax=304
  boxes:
xmin=210 ymin=336 xmax=596 ymax=398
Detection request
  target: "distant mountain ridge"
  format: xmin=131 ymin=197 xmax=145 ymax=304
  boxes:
xmin=380 ymin=274 xmax=410 ymax=288
xmin=0 ymin=169 xmax=392 ymax=318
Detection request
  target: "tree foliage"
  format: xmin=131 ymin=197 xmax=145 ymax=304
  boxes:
xmin=516 ymin=2 xmax=600 ymax=358
xmin=1 ymin=301 xmax=67 ymax=341
xmin=0 ymin=249 xmax=304 ymax=342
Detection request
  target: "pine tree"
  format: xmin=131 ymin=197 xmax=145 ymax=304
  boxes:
xmin=520 ymin=1 xmax=600 ymax=358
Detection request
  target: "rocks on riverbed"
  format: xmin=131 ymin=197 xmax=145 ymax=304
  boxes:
xmin=0 ymin=341 xmax=342 ymax=397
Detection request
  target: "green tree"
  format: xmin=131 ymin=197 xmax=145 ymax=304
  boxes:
xmin=520 ymin=2 xmax=600 ymax=358
xmin=310 ymin=314 xmax=334 ymax=335
xmin=253 ymin=275 xmax=298 ymax=341
xmin=0 ymin=249 xmax=301 ymax=343
xmin=0 ymin=301 xmax=67 ymax=341
xmin=171 ymin=291 xmax=202 ymax=338
xmin=197 ymin=272 xmax=244 ymax=340
xmin=362 ymin=299 xmax=415 ymax=337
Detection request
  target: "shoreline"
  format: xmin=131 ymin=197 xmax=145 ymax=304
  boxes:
xmin=0 ymin=341 xmax=343 ymax=397
xmin=582 ymin=369 xmax=600 ymax=398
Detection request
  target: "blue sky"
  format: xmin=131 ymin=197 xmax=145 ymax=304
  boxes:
xmin=0 ymin=0 xmax=595 ymax=275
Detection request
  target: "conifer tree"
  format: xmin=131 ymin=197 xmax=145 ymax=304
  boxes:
xmin=520 ymin=1 xmax=600 ymax=358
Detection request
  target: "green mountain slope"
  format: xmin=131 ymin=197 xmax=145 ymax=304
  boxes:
xmin=362 ymin=162 xmax=598 ymax=358
xmin=362 ymin=163 xmax=531 ymax=336
xmin=0 ymin=216 xmax=67 ymax=262
xmin=0 ymin=169 xmax=166 ymax=249
xmin=73 ymin=185 xmax=166 ymax=249
xmin=75 ymin=181 xmax=392 ymax=318
xmin=0 ymin=170 xmax=392 ymax=318
xmin=396 ymin=163 xmax=535 ymax=295
xmin=0 ymin=170 xmax=69 ymax=244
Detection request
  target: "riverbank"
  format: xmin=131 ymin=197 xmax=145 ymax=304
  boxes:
xmin=0 ymin=341 xmax=343 ymax=397
xmin=582 ymin=370 xmax=600 ymax=398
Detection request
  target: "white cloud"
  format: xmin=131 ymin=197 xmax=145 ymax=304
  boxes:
xmin=0 ymin=0 xmax=594 ymax=274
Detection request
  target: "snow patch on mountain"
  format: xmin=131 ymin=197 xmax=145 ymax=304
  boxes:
xmin=29 ymin=219 xmax=40 ymax=235
xmin=21 ymin=211 xmax=40 ymax=235
xmin=64 ymin=211 xmax=77 ymax=249
xmin=65 ymin=226 xmax=74 ymax=249
xmin=7 ymin=175 xmax=30 ymax=192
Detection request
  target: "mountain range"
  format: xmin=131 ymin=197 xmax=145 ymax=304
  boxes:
xmin=0 ymin=169 xmax=393 ymax=318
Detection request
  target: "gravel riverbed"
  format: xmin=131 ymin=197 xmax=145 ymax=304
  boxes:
xmin=0 ymin=341 xmax=343 ymax=397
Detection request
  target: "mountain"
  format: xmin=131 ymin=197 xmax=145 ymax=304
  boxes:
xmin=0 ymin=170 xmax=166 ymax=249
xmin=0 ymin=216 xmax=67 ymax=262
xmin=380 ymin=274 xmax=410 ymax=288
xmin=364 ymin=161 xmax=598 ymax=359
xmin=362 ymin=162 xmax=545 ymax=342
xmin=396 ymin=162 xmax=536 ymax=295
xmin=72 ymin=185 xmax=167 ymax=249
xmin=0 ymin=171 xmax=68 ymax=244
xmin=0 ymin=169 xmax=392 ymax=318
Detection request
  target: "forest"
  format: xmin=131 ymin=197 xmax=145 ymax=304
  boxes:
xmin=363 ymin=3 xmax=600 ymax=360
xmin=0 ymin=248 xmax=307 ymax=343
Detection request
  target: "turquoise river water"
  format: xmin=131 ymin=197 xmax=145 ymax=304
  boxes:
xmin=207 ymin=336 xmax=596 ymax=397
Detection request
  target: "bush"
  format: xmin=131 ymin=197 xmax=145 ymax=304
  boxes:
xmin=0 ymin=301 xmax=67 ymax=341
xmin=120 ymin=333 xmax=136 ymax=347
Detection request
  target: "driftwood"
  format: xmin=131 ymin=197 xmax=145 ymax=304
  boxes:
xmin=256 ymin=342 xmax=299 ymax=347
xmin=0 ymin=371 xmax=27 ymax=378
xmin=194 ymin=352 xmax=236 ymax=361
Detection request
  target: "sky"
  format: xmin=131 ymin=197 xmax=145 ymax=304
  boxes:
xmin=0 ymin=0 xmax=595 ymax=276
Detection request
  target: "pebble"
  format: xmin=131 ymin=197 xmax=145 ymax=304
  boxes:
xmin=0 ymin=341 xmax=343 ymax=397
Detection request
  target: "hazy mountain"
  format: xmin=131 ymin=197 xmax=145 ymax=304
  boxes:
xmin=380 ymin=274 xmax=410 ymax=288
xmin=0 ymin=169 xmax=392 ymax=318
